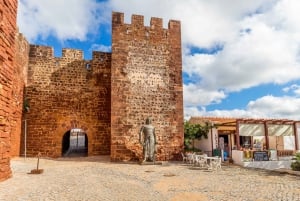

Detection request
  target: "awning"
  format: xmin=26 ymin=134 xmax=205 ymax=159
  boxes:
xmin=268 ymin=124 xmax=293 ymax=136
xmin=239 ymin=123 xmax=264 ymax=136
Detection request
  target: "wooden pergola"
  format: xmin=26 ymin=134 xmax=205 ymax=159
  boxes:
xmin=235 ymin=118 xmax=299 ymax=150
xmin=189 ymin=117 xmax=300 ymax=151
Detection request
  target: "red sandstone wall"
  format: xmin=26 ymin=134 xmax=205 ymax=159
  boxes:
xmin=111 ymin=12 xmax=184 ymax=161
xmin=24 ymin=46 xmax=111 ymax=157
xmin=0 ymin=0 xmax=18 ymax=181
xmin=10 ymin=33 xmax=29 ymax=157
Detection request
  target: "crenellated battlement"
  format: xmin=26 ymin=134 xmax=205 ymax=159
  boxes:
xmin=112 ymin=12 xmax=181 ymax=32
xmin=5 ymin=11 xmax=182 ymax=165
xmin=28 ymin=45 xmax=111 ymax=62
xmin=29 ymin=45 xmax=85 ymax=60
xmin=29 ymin=45 xmax=54 ymax=58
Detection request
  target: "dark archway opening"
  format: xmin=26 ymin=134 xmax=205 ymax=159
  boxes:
xmin=62 ymin=129 xmax=88 ymax=157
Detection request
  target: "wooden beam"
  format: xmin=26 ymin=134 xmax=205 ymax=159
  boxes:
xmin=264 ymin=121 xmax=269 ymax=150
xmin=236 ymin=120 xmax=240 ymax=149
xmin=294 ymin=122 xmax=299 ymax=150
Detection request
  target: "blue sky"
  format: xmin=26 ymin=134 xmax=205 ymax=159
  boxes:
xmin=17 ymin=0 xmax=300 ymax=120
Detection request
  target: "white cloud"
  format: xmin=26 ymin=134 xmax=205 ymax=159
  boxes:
xmin=184 ymin=106 xmax=205 ymax=120
xmin=17 ymin=0 xmax=300 ymax=120
xmin=183 ymin=1 xmax=300 ymax=92
xmin=263 ymin=0 xmax=300 ymax=35
xmin=110 ymin=0 xmax=300 ymax=111
xmin=17 ymin=0 xmax=110 ymax=42
xmin=199 ymin=22 xmax=300 ymax=91
xmin=184 ymin=106 xmax=265 ymax=121
xmin=247 ymin=95 xmax=300 ymax=119
xmin=90 ymin=44 xmax=111 ymax=53
xmin=186 ymin=95 xmax=300 ymax=120
xmin=283 ymin=84 xmax=300 ymax=96
xmin=110 ymin=0 xmax=275 ymax=48
xmin=184 ymin=83 xmax=226 ymax=106
xmin=180 ymin=0 xmax=300 ymax=119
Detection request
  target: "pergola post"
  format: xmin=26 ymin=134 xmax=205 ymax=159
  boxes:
xmin=236 ymin=120 xmax=240 ymax=149
xmin=293 ymin=122 xmax=299 ymax=150
xmin=264 ymin=121 xmax=269 ymax=150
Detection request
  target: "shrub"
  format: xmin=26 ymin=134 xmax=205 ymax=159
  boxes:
xmin=291 ymin=153 xmax=300 ymax=171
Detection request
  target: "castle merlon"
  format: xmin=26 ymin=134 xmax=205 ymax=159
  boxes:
xmin=62 ymin=48 xmax=83 ymax=60
xmin=112 ymin=12 xmax=180 ymax=31
xmin=131 ymin=14 xmax=144 ymax=27
xmin=168 ymin=20 xmax=181 ymax=31
xmin=112 ymin=12 xmax=124 ymax=25
xmin=29 ymin=45 xmax=54 ymax=58
xmin=150 ymin=17 xmax=163 ymax=29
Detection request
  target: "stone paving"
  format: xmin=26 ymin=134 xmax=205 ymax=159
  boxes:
xmin=0 ymin=156 xmax=300 ymax=201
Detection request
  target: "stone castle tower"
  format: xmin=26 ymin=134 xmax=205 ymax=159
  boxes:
xmin=0 ymin=1 xmax=183 ymax=181
xmin=110 ymin=13 xmax=183 ymax=161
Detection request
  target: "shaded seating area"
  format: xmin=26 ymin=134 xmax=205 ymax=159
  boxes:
xmin=233 ymin=119 xmax=299 ymax=170
xmin=187 ymin=117 xmax=300 ymax=170
xmin=181 ymin=152 xmax=221 ymax=171
xmin=236 ymin=119 xmax=299 ymax=153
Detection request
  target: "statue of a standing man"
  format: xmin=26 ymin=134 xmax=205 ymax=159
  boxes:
xmin=139 ymin=117 xmax=157 ymax=162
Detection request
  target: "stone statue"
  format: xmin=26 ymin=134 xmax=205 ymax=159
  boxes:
xmin=139 ymin=117 xmax=157 ymax=162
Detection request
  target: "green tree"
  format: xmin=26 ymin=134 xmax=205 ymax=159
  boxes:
xmin=184 ymin=121 xmax=210 ymax=151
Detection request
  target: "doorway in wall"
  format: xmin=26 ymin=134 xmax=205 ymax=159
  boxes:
xmin=62 ymin=128 xmax=88 ymax=157
xmin=219 ymin=134 xmax=230 ymax=159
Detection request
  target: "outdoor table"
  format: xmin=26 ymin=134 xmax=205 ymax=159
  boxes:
xmin=204 ymin=156 xmax=221 ymax=170
xmin=193 ymin=154 xmax=207 ymax=167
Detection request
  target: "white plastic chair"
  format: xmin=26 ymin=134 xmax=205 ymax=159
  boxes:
xmin=211 ymin=157 xmax=222 ymax=170
xmin=194 ymin=154 xmax=207 ymax=168
xmin=199 ymin=154 xmax=208 ymax=168
xmin=186 ymin=153 xmax=195 ymax=164
xmin=181 ymin=152 xmax=188 ymax=163
xmin=192 ymin=154 xmax=199 ymax=166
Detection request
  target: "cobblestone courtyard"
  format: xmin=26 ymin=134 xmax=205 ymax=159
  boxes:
xmin=0 ymin=156 xmax=300 ymax=201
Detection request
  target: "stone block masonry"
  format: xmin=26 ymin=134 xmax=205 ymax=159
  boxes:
xmin=24 ymin=47 xmax=111 ymax=157
xmin=24 ymin=12 xmax=183 ymax=161
xmin=11 ymin=33 xmax=29 ymax=157
xmin=0 ymin=0 xmax=19 ymax=181
xmin=0 ymin=8 xmax=183 ymax=181
xmin=111 ymin=12 xmax=183 ymax=161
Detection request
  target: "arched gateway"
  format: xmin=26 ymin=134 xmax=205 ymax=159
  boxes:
xmin=20 ymin=12 xmax=183 ymax=161
xmin=62 ymin=128 xmax=88 ymax=157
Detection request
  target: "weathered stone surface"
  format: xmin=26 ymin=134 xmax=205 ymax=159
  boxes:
xmin=24 ymin=12 xmax=183 ymax=161
xmin=24 ymin=48 xmax=111 ymax=157
xmin=111 ymin=12 xmax=183 ymax=162
xmin=11 ymin=33 xmax=29 ymax=157
xmin=0 ymin=0 xmax=19 ymax=181
xmin=1 ymin=8 xmax=183 ymax=182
